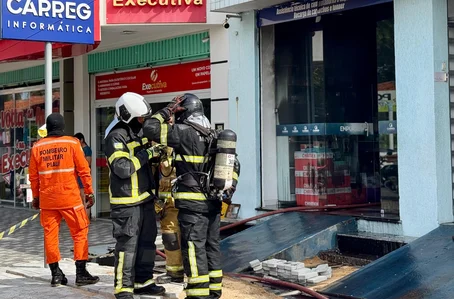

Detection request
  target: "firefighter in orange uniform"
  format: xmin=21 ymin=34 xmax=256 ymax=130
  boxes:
xmin=29 ymin=113 xmax=100 ymax=287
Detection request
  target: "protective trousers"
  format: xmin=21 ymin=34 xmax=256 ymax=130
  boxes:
xmin=178 ymin=209 xmax=222 ymax=299
xmin=160 ymin=198 xmax=184 ymax=279
xmin=41 ymin=204 xmax=89 ymax=264
xmin=111 ymin=200 xmax=157 ymax=297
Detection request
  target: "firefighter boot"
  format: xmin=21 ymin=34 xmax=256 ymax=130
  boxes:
xmin=75 ymin=260 xmax=100 ymax=286
xmin=49 ymin=262 xmax=68 ymax=287
xmin=134 ymin=284 xmax=166 ymax=296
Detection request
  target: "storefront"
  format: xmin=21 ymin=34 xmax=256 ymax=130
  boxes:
xmin=259 ymin=1 xmax=398 ymax=218
xmin=91 ymin=59 xmax=212 ymax=217
xmin=0 ymin=83 xmax=61 ymax=208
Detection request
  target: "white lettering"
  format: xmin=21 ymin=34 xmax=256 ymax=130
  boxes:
xmin=77 ymin=26 xmax=83 ymax=33
xmin=30 ymin=22 xmax=37 ymax=29
xmin=6 ymin=0 xmax=92 ymax=20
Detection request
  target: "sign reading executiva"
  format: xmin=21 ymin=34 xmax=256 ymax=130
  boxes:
xmin=96 ymin=60 xmax=211 ymax=100
xmin=258 ymin=0 xmax=392 ymax=27
xmin=0 ymin=0 xmax=95 ymax=44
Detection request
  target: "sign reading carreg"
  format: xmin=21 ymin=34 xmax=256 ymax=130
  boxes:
xmin=0 ymin=0 xmax=96 ymax=44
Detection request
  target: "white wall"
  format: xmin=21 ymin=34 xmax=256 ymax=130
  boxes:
xmin=260 ymin=25 xmax=278 ymax=207
xmin=209 ymin=26 xmax=230 ymax=129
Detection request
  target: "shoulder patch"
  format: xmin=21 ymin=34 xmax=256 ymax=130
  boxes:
xmin=114 ymin=143 xmax=124 ymax=149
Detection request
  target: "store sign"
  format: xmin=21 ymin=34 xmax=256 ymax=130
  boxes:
xmin=0 ymin=0 xmax=97 ymax=44
xmin=258 ymin=0 xmax=392 ymax=27
xmin=106 ymin=0 xmax=206 ymax=24
xmin=276 ymin=123 xmax=375 ymax=136
xmin=378 ymin=120 xmax=397 ymax=135
xmin=96 ymin=60 xmax=211 ymax=100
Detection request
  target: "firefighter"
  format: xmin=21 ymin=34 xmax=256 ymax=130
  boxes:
xmin=143 ymin=93 xmax=240 ymax=299
xmin=153 ymin=144 xmax=185 ymax=283
xmin=29 ymin=113 xmax=99 ymax=287
xmin=104 ymin=92 xmax=167 ymax=299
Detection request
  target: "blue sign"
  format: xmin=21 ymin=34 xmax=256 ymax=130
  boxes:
xmin=325 ymin=123 xmax=373 ymax=136
xmin=379 ymin=120 xmax=397 ymax=135
xmin=276 ymin=122 xmax=376 ymax=136
xmin=277 ymin=123 xmax=325 ymax=136
xmin=258 ymin=0 xmax=392 ymax=27
xmin=0 ymin=0 xmax=95 ymax=44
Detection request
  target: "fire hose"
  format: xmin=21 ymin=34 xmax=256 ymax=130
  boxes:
xmin=154 ymin=202 xmax=379 ymax=298
xmin=227 ymin=273 xmax=329 ymax=299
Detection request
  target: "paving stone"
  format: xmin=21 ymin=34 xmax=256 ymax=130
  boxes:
xmin=307 ymin=275 xmax=328 ymax=284
xmin=249 ymin=259 xmax=261 ymax=268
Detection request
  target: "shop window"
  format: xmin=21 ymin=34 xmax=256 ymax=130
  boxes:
xmin=0 ymin=87 xmax=60 ymax=208
xmin=272 ymin=3 xmax=398 ymax=219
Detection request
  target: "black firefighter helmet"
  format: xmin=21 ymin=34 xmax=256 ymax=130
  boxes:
xmin=174 ymin=93 xmax=204 ymax=123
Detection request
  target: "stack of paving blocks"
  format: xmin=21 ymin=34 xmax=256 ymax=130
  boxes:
xmin=249 ymin=259 xmax=333 ymax=286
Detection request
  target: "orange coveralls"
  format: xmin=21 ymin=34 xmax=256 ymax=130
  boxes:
xmin=29 ymin=136 xmax=94 ymax=264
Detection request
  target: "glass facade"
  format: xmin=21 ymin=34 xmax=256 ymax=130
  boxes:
xmin=0 ymin=86 xmax=60 ymax=208
xmin=95 ymin=98 xmax=211 ymax=218
xmin=272 ymin=3 xmax=398 ymax=216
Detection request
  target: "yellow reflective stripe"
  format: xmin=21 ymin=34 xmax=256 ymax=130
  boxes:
xmin=114 ymin=287 xmax=133 ymax=294
xmin=110 ymin=192 xmax=150 ymax=205
xmin=153 ymin=114 xmax=165 ymax=123
xmin=134 ymin=278 xmax=155 ymax=289
xmin=130 ymin=157 xmax=141 ymax=172
xmin=126 ymin=141 xmax=141 ymax=151
xmin=161 ymin=124 xmax=168 ymax=145
xmin=188 ymin=241 xmax=198 ymax=277
xmin=115 ymin=251 xmax=126 ymax=293
xmin=188 ymin=275 xmax=210 ymax=284
xmin=166 ymin=265 xmax=184 ymax=272
xmin=233 ymin=172 xmax=239 ymax=180
xmin=186 ymin=288 xmax=210 ymax=296
xmin=209 ymin=270 xmax=223 ymax=278
xmin=174 ymin=192 xmax=206 ymax=200
xmin=20 ymin=219 xmax=28 ymax=228
xmin=209 ymin=283 xmax=222 ymax=290
xmin=175 ymin=155 xmax=207 ymax=163
xmin=131 ymin=173 xmax=139 ymax=197
xmin=142 ymin=137 xmax=148 ymax=144
xmin=159 ymin=192 xmax=172 ymax=199
xmin=108 ymin=151 xmax=130 ymax=164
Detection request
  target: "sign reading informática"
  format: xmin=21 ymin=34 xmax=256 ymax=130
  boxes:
xmin=258 ymin=0 xmax=392 ymax=27
xmin=106 ymin=0 xmax=206 ymax=24
xmin=96 ymin=60 xmax=211 ymax=100
xmin=0 ymin=0 xmax=96 ymax=44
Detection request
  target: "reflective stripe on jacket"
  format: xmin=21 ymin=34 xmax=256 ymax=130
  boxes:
xmin=143 ymin=111 xmax=240 ymax=213
xmin=104 ymin=123 xmax=155 ymax=208
xmin=29 ymin=136 xmax=93 ymax=210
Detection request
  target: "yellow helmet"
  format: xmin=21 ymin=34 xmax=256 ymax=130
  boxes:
xmin=38 ymin=124 xmax=47 ymax=138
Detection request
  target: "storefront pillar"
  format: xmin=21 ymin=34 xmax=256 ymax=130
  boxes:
xmin=228 ymin=11 xmax=261 ymax=218
xmin=74 ymin=55 xmax=90 ymax=138
xmin=394 ymin=0 xmax=453 ymax=237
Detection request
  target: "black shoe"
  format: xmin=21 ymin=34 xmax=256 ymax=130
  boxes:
xmin=75 ymin=260 xmax=100 ymax=286
xmin=114 ymin=292 xmax=134 ymax=299
xmin=171 ymin=276 xmax=184 ymax=283
xmin=49 ymin=262 xmax=68 ymax=287
xmin=134 ymin=283 xmax=166 ymax=295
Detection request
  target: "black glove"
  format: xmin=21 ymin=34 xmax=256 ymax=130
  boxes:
xmin=167 ymin=95 xmax=186 ymax=114
xmin=222 ymin=186 xmax=236 ymax=205
xmin=85 ymin=194 xmax=95 ymax=209
xmin=32 ymin=197 xmax=40 ymax=210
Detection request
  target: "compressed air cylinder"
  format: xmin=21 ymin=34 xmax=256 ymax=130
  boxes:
xmin=213 ymin=129 xmax=237 ymax=191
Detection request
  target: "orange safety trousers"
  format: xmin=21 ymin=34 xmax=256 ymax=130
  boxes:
xmin=40 ymin=204 xmax=90 ymax=264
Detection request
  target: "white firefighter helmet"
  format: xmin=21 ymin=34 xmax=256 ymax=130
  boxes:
xmin=115 ymin=92 xmax=152 ymax=124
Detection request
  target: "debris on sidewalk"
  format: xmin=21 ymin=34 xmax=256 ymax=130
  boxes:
xmin=249 ymin=256 xmax=359 ymax=290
